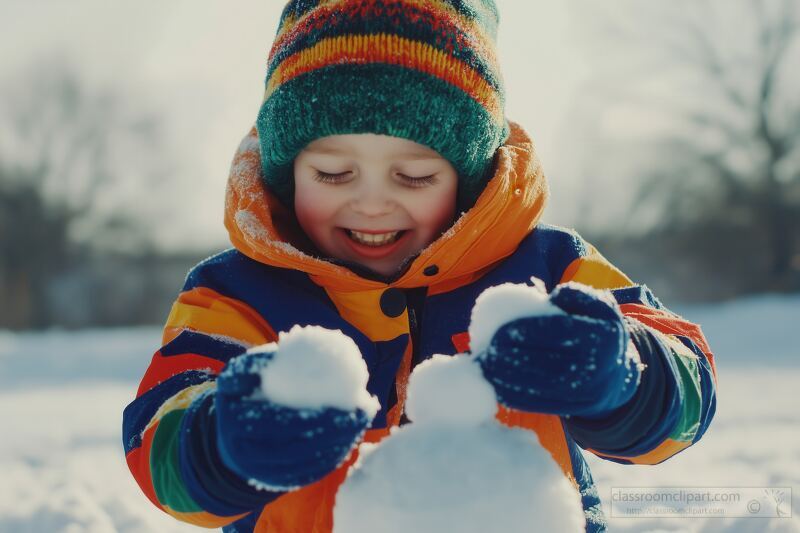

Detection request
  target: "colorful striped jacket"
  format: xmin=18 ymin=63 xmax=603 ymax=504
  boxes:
xmin=122 ymin=121 xmax=718 ymax=532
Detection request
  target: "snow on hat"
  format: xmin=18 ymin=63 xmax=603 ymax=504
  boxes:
xmin=256 ymin=0 xmax=510 ymax=212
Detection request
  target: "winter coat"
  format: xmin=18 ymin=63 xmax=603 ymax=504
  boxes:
xmin=122 ymin=120 xmax=718 ymax=533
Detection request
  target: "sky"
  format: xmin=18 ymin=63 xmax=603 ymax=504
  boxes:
xmin=0 ymin=1 xmax=678 ymax=250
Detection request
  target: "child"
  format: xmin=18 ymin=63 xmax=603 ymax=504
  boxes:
xmin=122 ymin=2 xmax=718 ymax=532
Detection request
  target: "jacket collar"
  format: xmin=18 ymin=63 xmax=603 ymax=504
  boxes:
xmin=224 ymin=120 xmax=549 ymax=292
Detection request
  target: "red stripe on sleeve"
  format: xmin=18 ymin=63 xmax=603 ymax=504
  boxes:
xmin=137 ymin=352 xmax=226 ymax=398
xmin=125 ymin=421 xmax=164 ymax=511
xmin=619 ymin=303 xmax=717 ymax=380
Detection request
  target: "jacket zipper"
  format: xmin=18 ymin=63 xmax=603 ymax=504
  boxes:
xmin=400 ymin=289 xmax=426 ymax=425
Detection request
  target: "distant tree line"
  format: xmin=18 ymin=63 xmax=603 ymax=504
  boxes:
xmin=570 ymin=0 xmax=800 ymax=302
xmin=0 ymin=59 xmax=215 ymax=330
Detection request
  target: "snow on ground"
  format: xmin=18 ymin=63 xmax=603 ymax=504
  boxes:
xmin=586 ymin=368 xmax=800 ymax=532
xmin=586 ymin=293 xmax=800 ymax=532
xmin=0 ymin=327 xmax=196 ymax=533
xmin=0 ymin=293 xmax=797 ymax=532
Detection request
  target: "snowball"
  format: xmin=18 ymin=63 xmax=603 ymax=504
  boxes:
xmin=251 ymin=324 xmax=379 ymax=416
xmin=468 ymin=280 xmax=565 ymax=356
xmin=334 ymin=423 xmax=584 ymax=533
xmin=405 ymin=354 xmax=497 ymax=426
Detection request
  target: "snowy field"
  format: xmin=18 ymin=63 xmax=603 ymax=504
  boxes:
xmin=0 ymin=293 xmax=798 ymax=532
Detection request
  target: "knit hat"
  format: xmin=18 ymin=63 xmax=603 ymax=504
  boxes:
xmin=256 ymin=0 xmax=510 ymax=212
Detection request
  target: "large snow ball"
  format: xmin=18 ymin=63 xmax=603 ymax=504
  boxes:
xmin=468 ymin=281 xmax=564 ymax=356
xmin=333 ymin=352 xmax=585 ymax=533
xmin=405 ymin=353 xmax=497 ymax=426
xmin=333 ymin=424 xmax=585 ymax=533
xmin=253 ymin=324 xmax=379 ymax=416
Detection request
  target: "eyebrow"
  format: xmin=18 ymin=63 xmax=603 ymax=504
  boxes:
xmin=304 ymin=146 xmax=441 ymax=160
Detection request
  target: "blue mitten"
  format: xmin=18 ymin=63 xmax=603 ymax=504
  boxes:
xmin=215 ymin=349 xmax=374 ymax=490
xmin=477 ymin=282 xmax=641 ymax=418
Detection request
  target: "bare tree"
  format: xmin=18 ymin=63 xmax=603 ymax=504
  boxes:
xmin=0 ymin=58 xmax=169 ymax=328
xmin=570 ymin=0 xmax=800 ymax=297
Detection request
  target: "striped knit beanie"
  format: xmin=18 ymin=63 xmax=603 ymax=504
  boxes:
xmin=256 ymin=0 xmax=510 ymax=212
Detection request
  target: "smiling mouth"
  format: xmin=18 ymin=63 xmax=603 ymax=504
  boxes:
xmin=344 ymin=229 xmax=407 ymax=247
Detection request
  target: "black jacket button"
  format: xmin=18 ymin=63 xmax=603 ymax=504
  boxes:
xmin=379 ymin=288 xmax=406 ymax=318
xmin=423 ymin=265 xmax=439 ymax=276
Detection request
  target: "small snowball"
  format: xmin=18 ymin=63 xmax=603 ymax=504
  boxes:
xmin=468 ymin=281 xmax=565 ymax=355
xmin=252 ymin=325 xmax=379 ymax=416
xmin=405 ymin=354 xmax=497 ymax=426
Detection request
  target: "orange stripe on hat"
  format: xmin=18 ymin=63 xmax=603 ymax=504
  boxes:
xmin=270 ymin=0 xmax=499 ymax=68
xmin=265 ymin=33 xmax=503 ymax=126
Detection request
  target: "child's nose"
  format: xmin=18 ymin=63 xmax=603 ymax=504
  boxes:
xmin=349 ymin=184 xmax=396 ymax=217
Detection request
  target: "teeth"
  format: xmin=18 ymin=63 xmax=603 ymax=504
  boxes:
xmin=348 ymin=230 xmax=401 ymax=246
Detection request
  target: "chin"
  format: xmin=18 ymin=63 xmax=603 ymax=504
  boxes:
xmin=362 ymin=260 xmax=401 ymax=277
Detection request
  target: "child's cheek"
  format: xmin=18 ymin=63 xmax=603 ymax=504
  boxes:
xmin=406 ymin=188 xmax=458 ymax=234
xmin=295 ymin=183 xmax=341 ymax=228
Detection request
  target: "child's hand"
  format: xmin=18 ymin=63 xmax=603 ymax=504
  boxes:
xmin=477 ymin=282 xmax=641 ymax=418
xmin=215 ymin=350 xmax=373 ymax=490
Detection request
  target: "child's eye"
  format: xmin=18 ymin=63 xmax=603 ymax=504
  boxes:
xmin=312 ymin=171 xmax=438 ymax=187
xmin=313 ymin=171 xmax=351 ymax=184
xmin=399 ymin=174 xmax=438 ymax=188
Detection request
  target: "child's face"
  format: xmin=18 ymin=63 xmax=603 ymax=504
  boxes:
xmin=294 ymin=134 xmax=458 ymax=276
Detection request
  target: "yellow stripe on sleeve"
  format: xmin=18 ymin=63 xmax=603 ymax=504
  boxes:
xmin=559 ymin=243 xmax=634 ymax=289
xmin=163 ymin=287 xmax=277 ymax=346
